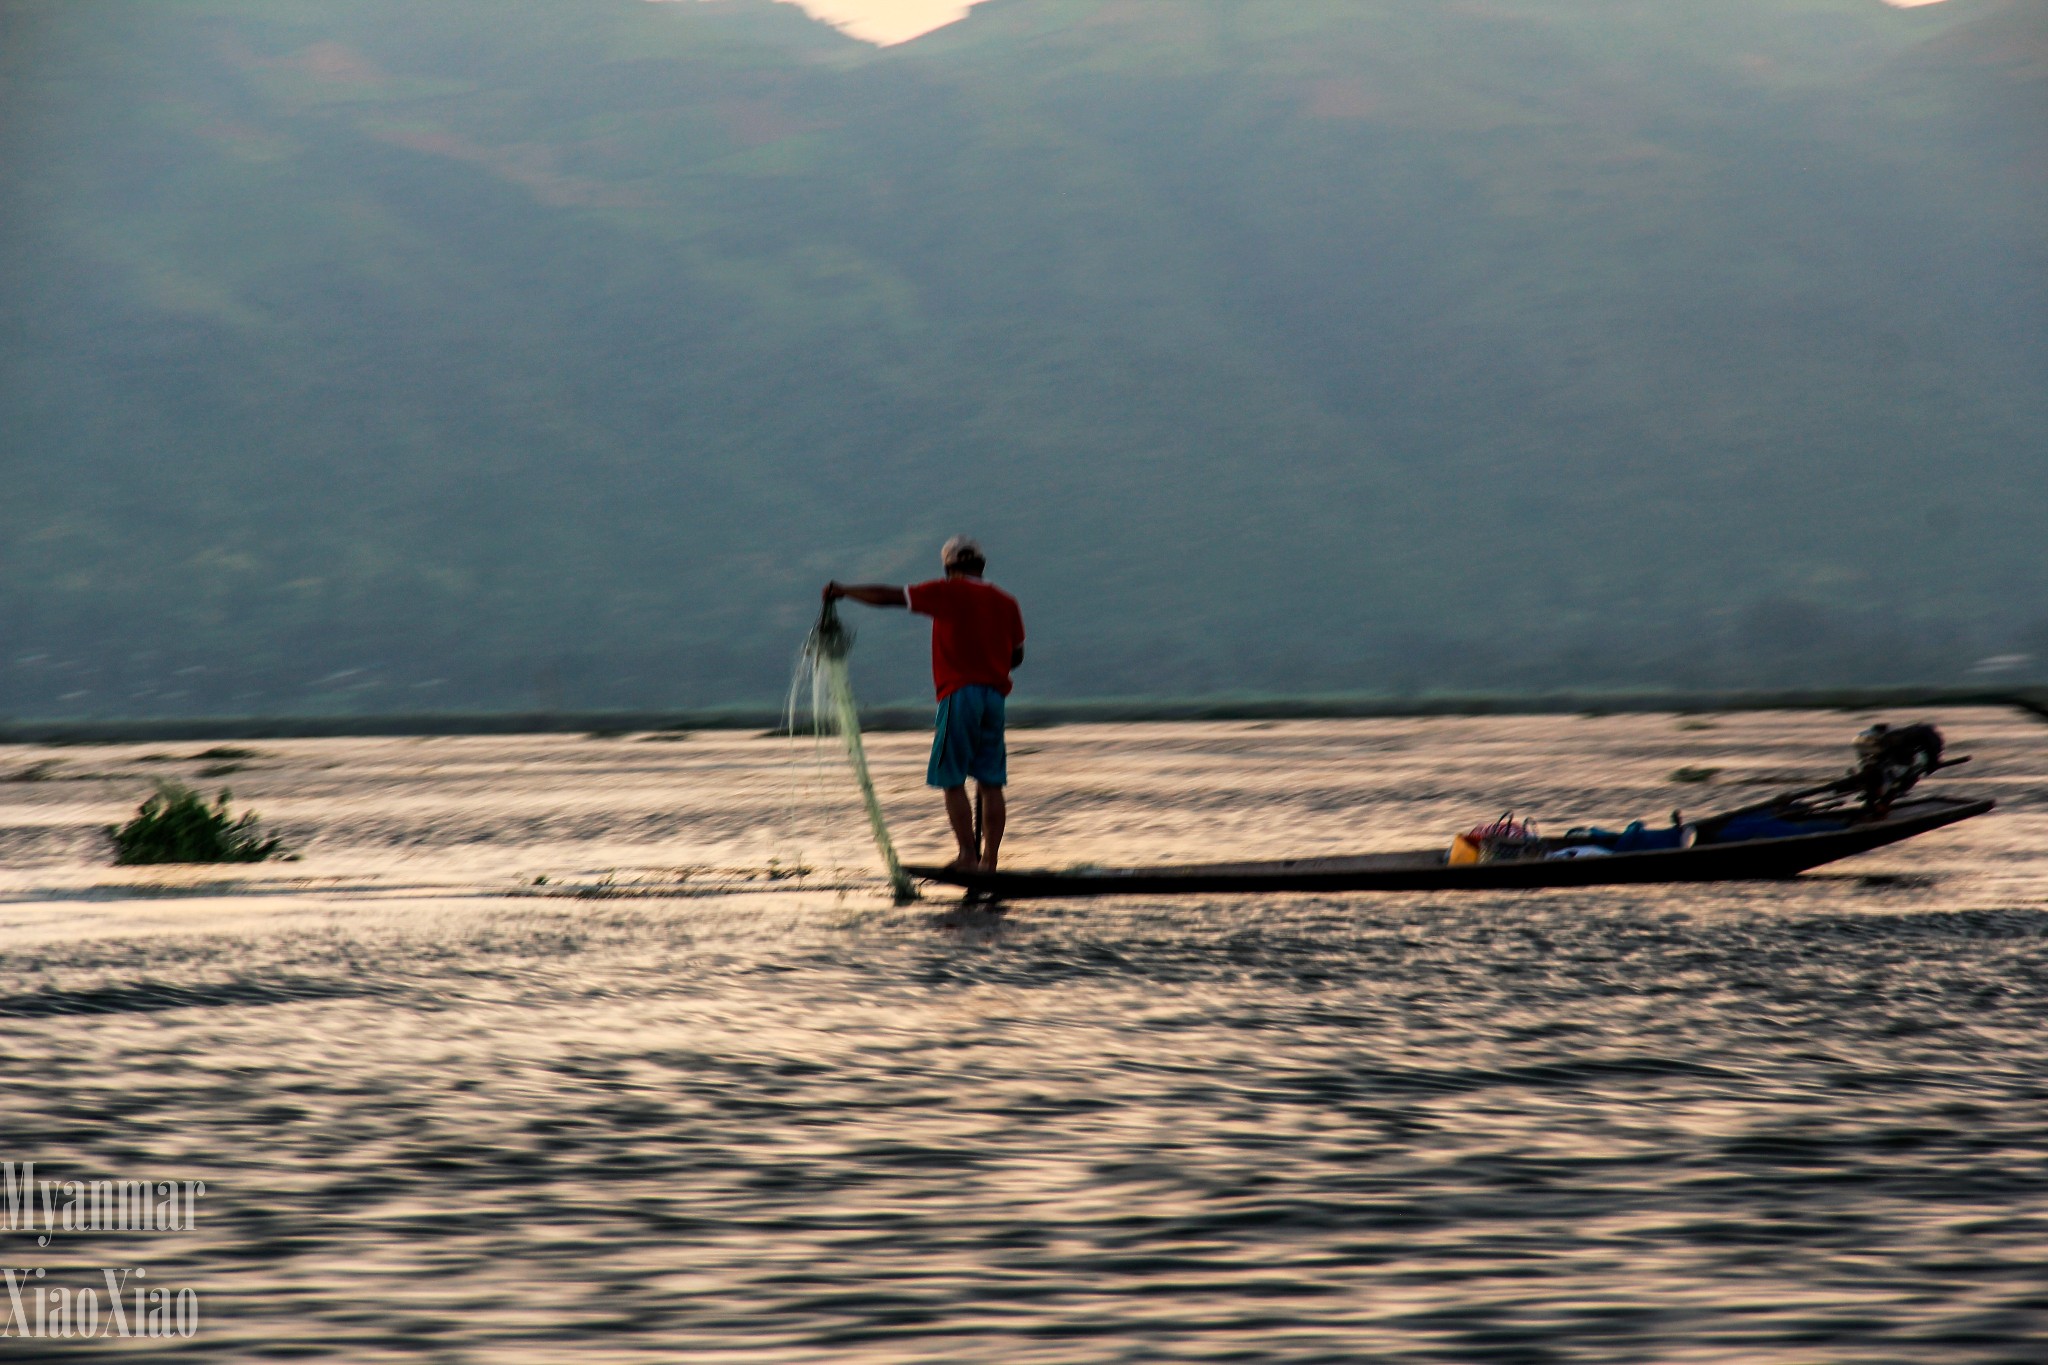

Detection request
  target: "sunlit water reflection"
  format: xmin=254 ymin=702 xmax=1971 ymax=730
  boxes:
xmin=1 ymin=710 xmax=2044 ymax=1360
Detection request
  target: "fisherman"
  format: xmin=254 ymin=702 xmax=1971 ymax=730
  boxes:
xmin=824 ymin=537 xmax=1025 ymax=871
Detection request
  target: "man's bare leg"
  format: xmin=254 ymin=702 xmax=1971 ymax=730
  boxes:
xmin=942 ymin=785 xmax=979 ymax=869
xmin=978 ymin=783 xmax=1006 ymax=870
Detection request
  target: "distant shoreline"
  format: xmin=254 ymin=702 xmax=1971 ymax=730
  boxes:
xmin=5 ymin=687 xmax=2043 ymax=744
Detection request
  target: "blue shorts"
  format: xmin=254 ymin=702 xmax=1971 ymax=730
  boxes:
xmin=927 ymin=685 xmax=1007 ymax=789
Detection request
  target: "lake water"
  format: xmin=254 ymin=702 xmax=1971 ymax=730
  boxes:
xmin=1 ymin=710 xmax=2044 ymax=1361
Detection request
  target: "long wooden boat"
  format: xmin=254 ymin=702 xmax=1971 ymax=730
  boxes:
xmin=904 ymin=794 xmax=1994 ymax=899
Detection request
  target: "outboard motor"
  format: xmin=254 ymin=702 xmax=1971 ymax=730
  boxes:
xmin=1692 ymin=721 xmax=1968 ymax=842
xmin=1848 ymin=722 xmax=1945 ymax=808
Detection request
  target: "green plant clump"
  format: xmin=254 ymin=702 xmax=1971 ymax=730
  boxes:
xmin=108 ymin=783 xmax=284 ymax=865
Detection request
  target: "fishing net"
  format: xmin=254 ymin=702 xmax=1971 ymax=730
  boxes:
xmin=789 ymin=600 xmax=917 ymax=903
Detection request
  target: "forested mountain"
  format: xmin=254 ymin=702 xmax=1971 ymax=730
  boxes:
xmin=2 ymin=0 xmax=2042 ymax=716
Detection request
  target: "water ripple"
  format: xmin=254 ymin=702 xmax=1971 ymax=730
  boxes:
xmin=1 ymin=716 xmax=2045 ymax=1359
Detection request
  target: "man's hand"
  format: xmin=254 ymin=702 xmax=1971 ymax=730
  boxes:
xmin=823 ymin=583 xmax=910 ymax=608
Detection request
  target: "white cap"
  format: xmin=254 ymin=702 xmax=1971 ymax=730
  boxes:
xmin=941 ymin=535 xmax=984 ymax=569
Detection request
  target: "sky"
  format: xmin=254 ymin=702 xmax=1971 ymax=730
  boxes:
xmin=726 ymin=0 xmax=1948 ymax=45
xmin=745 ymin=0 xmax=982 ymax=45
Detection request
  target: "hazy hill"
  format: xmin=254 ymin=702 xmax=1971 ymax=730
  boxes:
xmin=2 ymin=0 xmax=2042 ymax=716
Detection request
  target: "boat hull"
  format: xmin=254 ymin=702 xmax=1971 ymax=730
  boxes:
xmin=905 ymin=796 xmax=1994 ymax=899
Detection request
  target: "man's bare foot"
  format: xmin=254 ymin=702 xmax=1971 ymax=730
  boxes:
xmin=943 ymin=854 xmax=981 ymax=872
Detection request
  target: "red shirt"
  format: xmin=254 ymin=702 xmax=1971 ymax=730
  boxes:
xmin=906 ymin=576 xmax=1025 ymax=700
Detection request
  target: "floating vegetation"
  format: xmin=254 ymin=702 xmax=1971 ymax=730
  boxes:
xmin=512 ymin=866 xmax=861 ymax=900
xmin=108 ymin=783 xmax=284 ymax=865
xmin=765 ymin=857 xmax=813 ymax=882
xmin=1670 ymin=766 xmax=1722 ymax=784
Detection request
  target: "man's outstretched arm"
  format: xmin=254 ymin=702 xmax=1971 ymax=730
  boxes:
xmin=823 ymin=582 xmax=908 ymax=608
